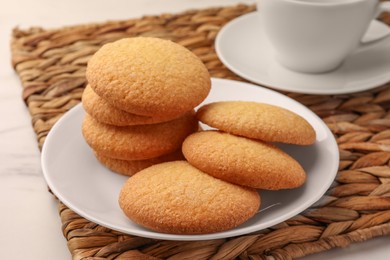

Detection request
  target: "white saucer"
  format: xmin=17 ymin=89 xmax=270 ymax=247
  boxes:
xmin=215 ymin=12 xmax=390 ymax=95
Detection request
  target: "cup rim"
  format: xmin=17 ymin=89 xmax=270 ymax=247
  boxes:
xmin=282 ymin=0 xmax=367 ymax=6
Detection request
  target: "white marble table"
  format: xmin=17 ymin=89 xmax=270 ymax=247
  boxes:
xmin=1 ymin=0 xmax=390 ymax=259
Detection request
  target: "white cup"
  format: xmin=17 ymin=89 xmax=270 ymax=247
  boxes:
xmin=258 ymin=0 xmax=390 ymax=73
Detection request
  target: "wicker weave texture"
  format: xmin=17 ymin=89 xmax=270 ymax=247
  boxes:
xmin=11 ymin=4 xmax=390 ymax=260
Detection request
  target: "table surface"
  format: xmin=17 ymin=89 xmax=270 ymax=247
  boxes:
xmin=1 ymin=0 xmax=390 ymax=259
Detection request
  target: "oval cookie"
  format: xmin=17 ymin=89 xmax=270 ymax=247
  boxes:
xmin=82 ymin=85 xmax=176 ymax=126
xmin=82 ymin=112 xmax=198 ymax=160
xmin=196 ymin=101 xmax=316 ymax=145
xmin=119 ymin=161 xmax=260 ymax=234
xmin=182 ymin=131 xmax=306 ymax=190
xmin=94 ymin=149 xmax=184 ymax=176
xmin=86 ymin=37 xmax=211 ymax=118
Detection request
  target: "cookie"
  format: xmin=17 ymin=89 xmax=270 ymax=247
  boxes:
xmin=182 ymin=131 xmax=306 ymax=190
xmin=119 ymin=161 xmax=260 ymax=234
xmin=94 ymin=149 xmax=184 ymax=176
xmin=196 ymin=101 xmax=316 ymax=145
xmin=82 ymin=112 xmax=198 ymax=160
xmin=86 ymin=37 xmax=211 ymax=118
xmin=82 ymin=85 xmax=175 ymax=126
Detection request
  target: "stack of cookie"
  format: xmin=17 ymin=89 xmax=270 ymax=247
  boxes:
xmin=81 ymin=37 xmax=211 ymax=176
xmin=80 ymin=37 xmax=317 ymax=235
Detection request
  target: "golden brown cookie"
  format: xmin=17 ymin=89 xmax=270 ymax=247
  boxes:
xmin=86 ymin=37 xmax=211 ymax=118
xmin=82 ymin=112 xmax=198 ymax=160
xmin=119 ymin=161 xmax=260 ymax=234
xmin=196 ymin=101 xmax=316 ymax=145
xmin=182 ymin=131 xmax=306 ymax=190
xmin=94 ymin=149 xmax=184 ymax=176
xmin=82 ymin=85 xmax=176 ymax=126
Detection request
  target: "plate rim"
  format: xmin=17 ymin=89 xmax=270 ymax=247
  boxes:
xmin=41 ymin=77 xmax=339 ymax=241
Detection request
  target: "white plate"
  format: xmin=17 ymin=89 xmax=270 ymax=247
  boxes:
xmin=41 ymin=78 xmax=339 ymax=241
xmin=215 ymin=12 xmax=390 ymax=95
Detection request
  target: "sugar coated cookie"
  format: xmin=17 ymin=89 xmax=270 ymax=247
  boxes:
xmin=82 ymin=112 xmax=198 ymax=160
xmin=82 ymin=85 xmax=175 ymax=126
xmin=182 ymin=131 xmax=306 ymax=190
xmin=94 ymin=149 xmax=184 ymax=176
xmin=86 ymin=37 xmax=211 ymax=118
xmin=119 ymin=161 xmax=260 ymax=234
xmin=196 ymin=101 xmax=316 ymax=145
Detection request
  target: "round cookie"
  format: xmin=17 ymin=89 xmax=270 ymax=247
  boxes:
xmin=82 ymin=85 xmax=176 ymax=126
xmin=182 ymin=131 xmax=306 ymax=190
xmin=94 ymin=149 xmax=184 ymax=176
xmin=119 ymin=161 xmax=260 ymax=234
xmin=82 ymin=112 xmax=198 ymax=160
xmin=196 ymin=101 xmax=316 ymax=145
xmin=86 ymin=37 xmax=211 ymax=118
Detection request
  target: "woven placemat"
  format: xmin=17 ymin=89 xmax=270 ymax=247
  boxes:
xmin=11 ymin=4 xmax=390 ymax=260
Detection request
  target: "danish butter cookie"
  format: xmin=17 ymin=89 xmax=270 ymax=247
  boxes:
xmin=82 ymin=85 xmax=175 ymax=126
xmin=82 ymin=112 xmax=198 ymax=160
xmin=86 ymin=37 xmax=211 ymax=118
xmin=197 ymin=101 xmax=316 ymax=145
xmin=182 ymin=131 xmax=306 ymax=190
xmin=119 ymin=161 xmax=260 ymax=234
xmin=94 ymin=149 xmax=184 ymax=176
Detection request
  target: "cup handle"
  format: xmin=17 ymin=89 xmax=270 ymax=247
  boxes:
xmin=361 ymin=1 xmax=390 ymax=46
